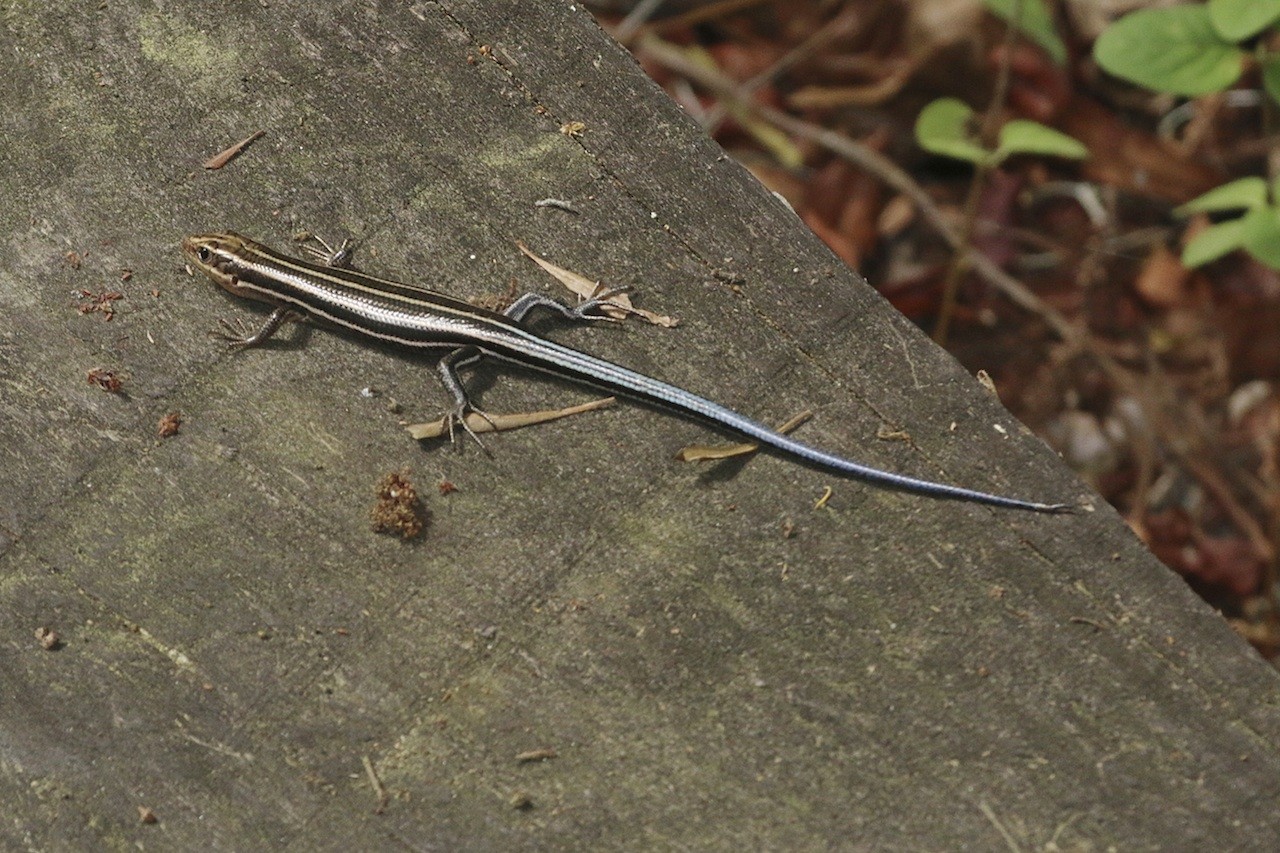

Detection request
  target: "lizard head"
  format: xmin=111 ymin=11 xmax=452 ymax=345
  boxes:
xmin=181 ymin=232 xmax=264 ymax=298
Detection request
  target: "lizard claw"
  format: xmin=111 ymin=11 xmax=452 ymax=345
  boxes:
xmin=443 ymin=404 xmax=498 ymax=453
xmin=571 ymin=286 xmax=635 ymax=322
xmin=208 ymin=317 xmax=257 ymax=349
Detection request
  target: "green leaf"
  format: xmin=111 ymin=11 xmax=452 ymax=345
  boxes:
xmin=1240 ymin=206 xmax=1280 ymax=269
xmin=1181 ymin=218 xmax=1247 ymax=267
xmin=983 ymin=0 xmax=1067 ymax=65
xmin=1209 ymin=0 xmax=1280 ymax=41
xmin=1264 ymin=55 xmax=1280 ymax=107
xmin=993 ymin=120 xmax=1088 ymax=161
xmin=1175 ymin=177 xmax=1269 ymax=216
xmin=1093 ymin=5 xmax=1245 ymax=96
xmin=914 ymin=98 xmax=990 ymax=165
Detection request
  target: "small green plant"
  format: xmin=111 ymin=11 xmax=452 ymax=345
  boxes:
xmin=1175 ymin=178 xmax=1280 ymax=270
xmin=983 ymin=0 xmax=1066 ymax=65
xmin=917 ymin=1 xmax=1085 ymax=164
xmin=911 ymin=0 xmax=1088 ymax=344
xmin=1093 ymin=0 xmax=1280 ymax=270
xmin=913 ymin=97 xmax=1088 ymax=167
xmin=1095 ymin=1 xmax=1280 ymax=99
xmin=912 ymin=92 xmax=1086 ymax=344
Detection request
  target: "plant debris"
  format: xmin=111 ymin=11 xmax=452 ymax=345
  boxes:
xmin=202 ymin=129 xmax=265 ymax=169
xmin=75 ymin=288 xmax=124 ymax=320
xmin=86 ymin=368 xmax=123 ymax=393
xmin=515 ymin=747 xmax=558 ymax=763
xmin=157 ymin=411 xmax=182 ymax=438
xmin=404 ymin=397 xmax=616 ymax=441
xmin=676 ymin=410 xmax=812 ymax=462
xmin=370 ymin=471 xmax=428 ymax=540
xmin=34 ymin=627 xmax=61 ymax=650
xmin=518 ymin=241 xmax=680 ymax=327
xmin=362 ymin=755 xmax=390 ymax=814
xmin=534 ymin=197 xmax=582 ymax=214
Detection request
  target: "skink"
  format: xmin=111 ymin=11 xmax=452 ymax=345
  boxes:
xmin=181 ymin=232 xmax=1071 ymax=513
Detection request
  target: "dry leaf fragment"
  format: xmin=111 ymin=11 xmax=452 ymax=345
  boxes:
xmin=87 ymin=368 xmax=123 ymax=393
xmin=34 ymin=627 xmax=62 ymax=650
xmin=202 ymin=130 xmax=265 ymax=170
xmin=157 ymin=411 xmax=182 ymax=438
xmin=405 ymin=397 xmax=615 ymax=440
xmin=675 ymin=411 xmax=812 ymax=461
xmin=516 ymin=242 xmax=679 ymax=327
xmin=876 ymin=425 xmax=911 ymax=442
xmin=75 ymin=289 xmax=124 ymax=320
xmin=1134 ymin=243 xmax=1190 ymax=309
xmin=517 ymin=241 xmax=622 ymax=312
xmin=534 ymin=198 xmax=581 ymax=215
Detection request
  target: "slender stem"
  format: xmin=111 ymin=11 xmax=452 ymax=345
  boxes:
xmin=933 ymin=0 xmax=1023 ymax=346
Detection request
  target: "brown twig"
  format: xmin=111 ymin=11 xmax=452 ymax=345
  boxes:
xmin=362 ymin=755 xmax=390 ymax=814
xmin=638 ymin=0 xmax=775 ymax=37
xmin=702 ymin=6 xmax=866 ymax=135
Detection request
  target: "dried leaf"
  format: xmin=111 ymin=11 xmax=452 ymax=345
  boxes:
xmin=676 ymin=411 xmax=812 ymax=462
xmin=1134 ymin=243 xmax=1190 ymax=309
xmin=405 ymin=397 xmax=615 ymax=440
xmin=202 ymin=130 xmax=265 ymax=169
xmin=877 ymin=194 xmax=916 ymax=239
xmin=517 ymin=242 xmax=679 ymax=327
xmin=1063 ymin=97 xmax=1222 ymax=204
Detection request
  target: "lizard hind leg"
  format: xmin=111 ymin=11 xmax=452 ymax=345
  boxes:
xmin=503 ymin=287 xmax=634 ymax=324
xmin=435 ymin=346 xmax=497 ymax=452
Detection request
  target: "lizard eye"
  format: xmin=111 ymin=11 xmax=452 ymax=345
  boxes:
xmin=197 ymin=246 xmax=211 ymax=262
